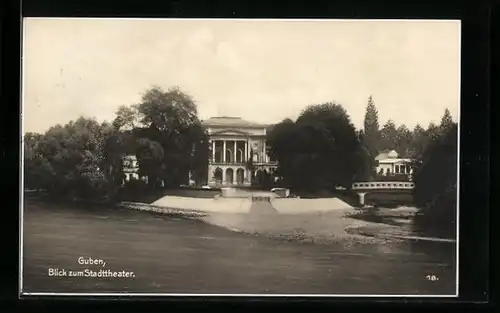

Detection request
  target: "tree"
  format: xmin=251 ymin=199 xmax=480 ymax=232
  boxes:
xmin=135 ymin=138 xmax=165 ymax=188
xmin=395 ymin=124 xmax=413 ymax=157
xmin=409 ymin=123 xmax=427 ymax=158
xmin=439 ymin=108 xmax=454 ymax=135
xmin=25 ymin=117 xmax=114 ymax=199
xmin=24 ymin=132 xmax=56 ymax=190
xmin=363 ymin=95 xmax=380 ymax=156
xmin=379 ymin=120 xmax=398 ymax=151
xmin=267 ymin=103 xmax=369 ymax=192
xmin=413 ymin=123 xmax=458 ymax=238
xmin=112 ymin=105 xmax=139 ymax=131
xmin=426 ymin=122 xmax=441 ymax=142
xmin=134 ymin=86 xmax=207 ymax=187
xmin=136 ymin=85 xmax=198 ymax=132
xmin=102 ymin=130 xmax=137 ymax=197
xmin=188 ymin=124 xmax=210 ymax=185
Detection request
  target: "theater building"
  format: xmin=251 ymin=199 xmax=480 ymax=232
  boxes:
xmin=202 ymin=116 xmax=278 ymax=187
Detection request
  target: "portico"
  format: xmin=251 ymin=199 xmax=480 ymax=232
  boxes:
xmin=203 ymin=117 xmax=277 ymax=187
xmin=209 ymin=137 xmax=254 ymax=186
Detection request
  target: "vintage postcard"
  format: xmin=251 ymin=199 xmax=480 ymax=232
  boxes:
xmin=20 ymin=18 xmax=460 ymax=297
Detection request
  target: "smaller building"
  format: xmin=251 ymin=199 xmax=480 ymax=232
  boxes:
xmin=375 ymin=150 xmax=413 ymax=179
xmin=122 ymin=155 xmax=148 ymax=184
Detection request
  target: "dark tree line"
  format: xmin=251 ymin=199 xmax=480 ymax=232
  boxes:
xmin=360 ymin=95 xmax=458 ymax=237
xmin=362 ymin=96 xmax=455 ymax=159
xmin=412 ymin=123 xmax=458 ymax=238
xmin=24 ymin=86 xmax=209 ymax=201
xmin=24 ymin=118 xmax=115 ymax=199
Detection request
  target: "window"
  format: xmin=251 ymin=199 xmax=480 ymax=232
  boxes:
xmin=370 ymin=184 xmax=374 ymax=187
xmin=395 ymin=165 xmax=400 ymax=174
xmin=376 ymin=184 xmax=380 ymax=187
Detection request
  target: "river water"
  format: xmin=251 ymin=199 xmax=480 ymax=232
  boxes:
xmin=21 ymin=199 xmax=456 ymax=296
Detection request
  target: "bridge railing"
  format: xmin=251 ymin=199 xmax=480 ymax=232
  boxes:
xmin=352 ymin=181 xmax=415 ymax=190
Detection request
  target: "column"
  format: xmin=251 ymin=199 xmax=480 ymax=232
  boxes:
xmin=233 ymin=141 xmax=237 ymax=163
xmin=212 ymin=140 xmax=216 ymax=162
xmin=358 ymin=192 xmax=367 ymax=206
xmin=244 ymin=140 xmax=248 ymax=163
xmin=223 ymin=140 xmax=226 ymax=163
xmin=263 ymin=141 xmax=267 ymax=163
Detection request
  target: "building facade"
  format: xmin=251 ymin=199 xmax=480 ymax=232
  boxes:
xmin=122 ymin=155 xmax=149 ymax=185
xmin=122 ymin=155 xmax=140 ymax=182
xmin=203 ymin=116 xmax=277 ymax=187
xmin=375 ymin=150 xmax=413 ymax=179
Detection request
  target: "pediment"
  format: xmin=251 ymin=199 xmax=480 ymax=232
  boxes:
xmin=210 ymin=129 xmax=251 ymax=136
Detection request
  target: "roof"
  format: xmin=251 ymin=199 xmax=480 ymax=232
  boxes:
xmin=123 ymin=155 xmax=137 ymax=161
xmin=375 ymin=149 xmax=399 ymax=160
xmin=378 ymin=158 xmax=412 ymax=164
xmin=202 ymin=116 xmax=269 ymax=128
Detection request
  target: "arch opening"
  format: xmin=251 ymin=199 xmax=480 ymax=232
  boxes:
xmin=213 ymin=167 xmax=223 ymax=184
xmin=225 ymin=168 xmax=234 ymax=184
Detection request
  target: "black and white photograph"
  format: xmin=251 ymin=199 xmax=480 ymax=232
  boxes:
xmin=20 ymin=18 xmax=460 ymax=297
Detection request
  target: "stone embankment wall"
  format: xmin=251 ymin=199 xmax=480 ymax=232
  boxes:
xmin=150 ymin=194 xmax=353 ymax=214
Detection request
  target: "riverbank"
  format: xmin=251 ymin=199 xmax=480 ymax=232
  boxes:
xmin=24 ymin=193 xmax=454 ymax=246
xmin=118 ymin=200 xmax=433 ymax=247
xmin=22 ymin=199 xmax=456 ymax=295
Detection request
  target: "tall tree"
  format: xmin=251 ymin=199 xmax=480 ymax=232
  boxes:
xmin=134 ymin=86 xmax=207 ymax=187
xmin=409 ymin=123 xmax=427 ymax=158
xmin=363 ymin=95 xmax=380 ymax=156
xmin=379 ymin=119 xmax=398 ymax=151
xmin=112 ymin=105 xmax=139 ymax=131
xmin=395 ymin=124 xmax=413 ymax=157
xmin=426 ymin=122 xmax=441 ymax=142
xmin=439 ymin=108 xmax=454 ymax=135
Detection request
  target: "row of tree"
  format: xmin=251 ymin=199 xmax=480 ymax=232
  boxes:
xmin=24 ymin=87 xmax=457 ymax=210
xmin=24 ymin=86 xmax=209 ymax=200
xmin=265 ymin=97 xmax=457 ymax=194
xmin=363 ymin=95 xmax=455 ymax=159
xmin=264 ymin=96 xmax=457 ymax=237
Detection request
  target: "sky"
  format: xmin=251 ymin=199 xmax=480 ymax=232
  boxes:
xmin=22 ymin=18 xmax=460 ymax=134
